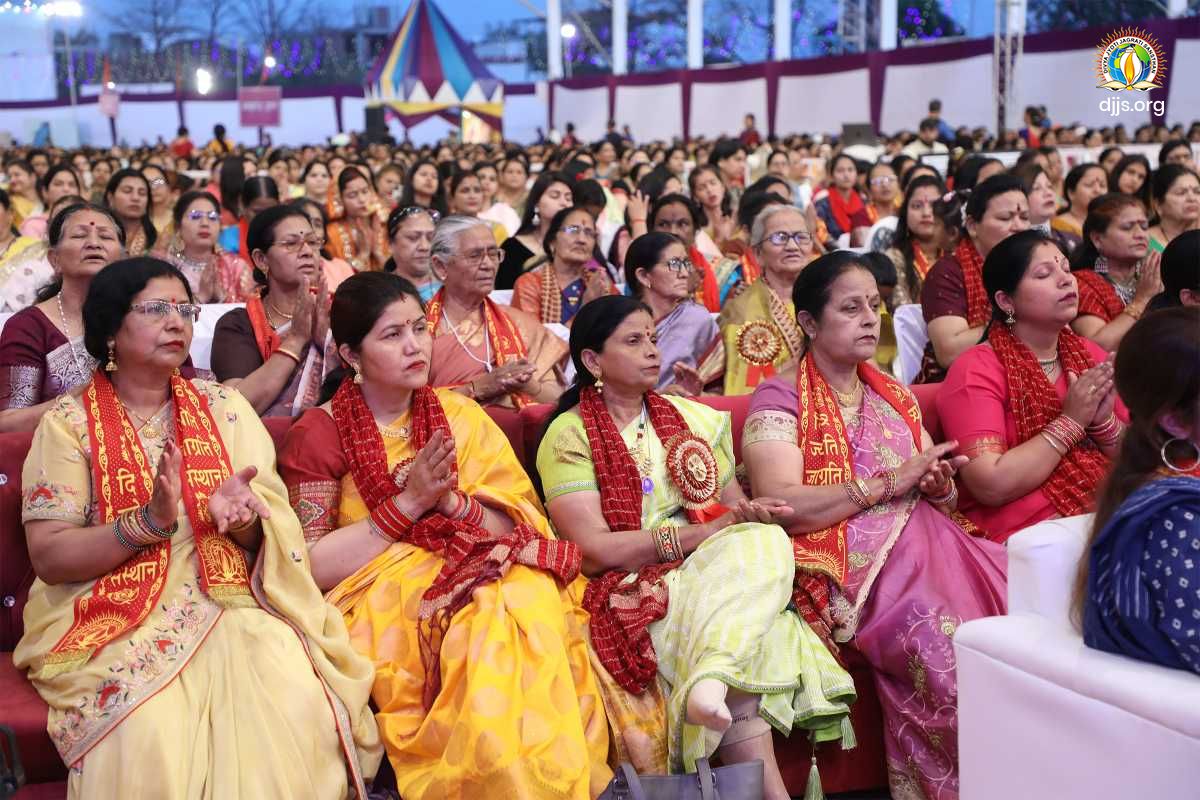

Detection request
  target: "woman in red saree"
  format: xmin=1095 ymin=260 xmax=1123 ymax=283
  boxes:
xmin=940 ymin=229 xmax=1128 ymax=542
xmin=325 ymin=168 xmax=388 ymax=273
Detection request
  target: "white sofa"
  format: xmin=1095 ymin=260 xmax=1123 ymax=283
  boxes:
xmin=955 ymin=515 xmax=1200 ymax=799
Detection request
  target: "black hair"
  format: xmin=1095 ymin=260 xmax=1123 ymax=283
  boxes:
xmin=289 ymin=196 xmax=333 ymax=259
xmin=542 ymin=204 xmax=593 ymax=259
xmin=791 ymin=250 xmax=875 ymax=353
xmin=516 ymin=171 xmax=573 ymax=236
xmin=1108 ymin=154 xmax=1153 ymax=210
xmin=103 ymin=169 xmax=157 ymax=252
xmin=634 ymin=166 xmax=677 ymax=205
xmin=38 ymin=163 xmax=82 ymax=201
xmin=399 ymin=158 xmax=449 ymax=217
xmin=687 ymin=164 xmax=732 ymax=219
xmin=982 ymin=228 xmax=1062 ymax=324
xmin=953 ymin=156 xmax=1004 ymax=192
xmin=736 ymin=189 xmax=786 ymax=233
xmin=446 ymin=168 xmax=481 ymax=201
xmin=217 ymin=155 xmax=245 ymax=216
xmin=543 ymin=294 xmax=651 ymax=431
xmin=1069 ymin=193 xmax=1147 ymax=271
xmin=83 ymin=257 xmax=195 ymax=370
xmin=1151 ymin=229 xmax=1200 ymax=310
xmin=1158 ymin=139 xmax=1192 ymax=167
xmin=708 ymin=138 xmax=746 ymax=168
xmin=1063 ymin=163 xmax=1108 ymax=211
xmin=336 ymin=165 xmax=371 ymax=196
xmin=34 ymin=201 xmax=126 ymax=302
xmin=300 ymin=159 xmax=330 ymax=184
xmin=4 ymin=159 xmax=35 ymax=181
xmin=649 ymin=192 xmax=705 ymax=234
xmin=318 ymin=271 xmax=425 ymax=403
xmin=1149 ymin=163 xmax=1200 ymax=224
xmin=624 ymin=231 xmax=683 ymax=297
xmin=573 ymin=178 xmax=607 ymax=212
xmin=859 ymin=250 xmax=898 ymax=288
xmin=890 ymin=174 xmax=946 ymax=300
xmin=1098 ymin=146 xmax=1124 ymax=167
xmin=241 ymin=175 xmax=281 ymax=211
xmin=171 ymin=189 xmax=220 ymax=228
xmin=745 ymin=173 xmax=790 ymax=198
xmin=245 ymin=204 xmax=313 ymax=290
xmin=965 ymin=174 xmax=1026 ymax=223
xmin=0 ymin=188 xmax=14 ymax=237
xmin=266 ymin=149 xmax=289 ymax=168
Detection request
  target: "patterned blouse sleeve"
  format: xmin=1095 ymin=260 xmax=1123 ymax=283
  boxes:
xmin=742 ymin=378 xmax=801 ymax=448
xmin=937 ymin=345 xmax=1009 ymax=458
xmin=0 ymin=308 xmax=49 ymax=409
xmin=21 ymin=395 xmax=91 ymax=526
xmin=277 ymin=408 xmax=347 ymax=544
xmin=535 ymin=412 xmax=598 ymax=502
xmin=1141 ymin=500 xmax=1200 ymax=675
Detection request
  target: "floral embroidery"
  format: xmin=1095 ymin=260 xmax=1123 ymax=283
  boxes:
xmin=48 ymin=584 xmax=219 ymax=764
xmin=289 ymin=480 xmax=339 ymax=542
xmin=22 ymin=479 xmax=88 ymax=524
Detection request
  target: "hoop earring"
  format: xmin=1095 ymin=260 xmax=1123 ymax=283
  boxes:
xmin=1161 ymin=437 xmax=1200 ymax=473
xmin=106 ymin=342 xmax=118 ymax=372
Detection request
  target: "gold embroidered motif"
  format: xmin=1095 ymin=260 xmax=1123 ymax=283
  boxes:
xmin=552 ymin=424 xmax=591 ymax=465
xmin=742 ymin=411 xmax=798 ymax=446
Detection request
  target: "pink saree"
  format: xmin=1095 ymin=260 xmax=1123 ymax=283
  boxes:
xmin=747 ymin=377 xmax=1007 ymax=800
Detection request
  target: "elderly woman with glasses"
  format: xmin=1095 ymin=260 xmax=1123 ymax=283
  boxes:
xmin=15 ymin=256 xmax=380 ymax=799
xmin=624 ymin=231 xmax=722 ymax=395
xmin=383 ymin=204 xmax=441 ymax=302
xmin=159 ymin=190 xmax=255 ymax=303
xmin=210 ymin=205 xmax=334 ymax=417
xmin=426 ymin=215 xmax=566 ymax=408
xmin=717 ymin=205 xmax=815 ymax=396
xmin=512 ymin=205 xmax=617 ymax=326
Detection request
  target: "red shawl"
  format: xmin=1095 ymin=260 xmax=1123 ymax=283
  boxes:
xmin=244 ymin=291 xmax=281 ymax=363
xmin=578 ymin=387 xmax=728 ymax=693
xmin=425 ymin=289 xmax=534 ymax=408
xmin=956 ymin=237 xmax=991 ymax=328
xmin=330 ymin=380 xmax=581 ymax=708
xmin=989 ymin=324 xmax=1110 ymax=518
xmin=1074 ymin=270 xmax=1125 ymax=322
xmin=688 ymin=246 xmax=722 ymax=312
xmin=827 ymin=189 xmax=868 ymax=235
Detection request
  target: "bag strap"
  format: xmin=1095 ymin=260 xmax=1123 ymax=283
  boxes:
xmin=696 ymin=758 xmax=717 ymax=800
xmin=617 ymin=762 xmax=646 ymax=800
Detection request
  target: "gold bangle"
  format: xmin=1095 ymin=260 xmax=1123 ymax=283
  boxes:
xmin=275 ymin=346 xmax=302 ymax=365
xmin=1122 ymin=303 xmax=1145 ymax=321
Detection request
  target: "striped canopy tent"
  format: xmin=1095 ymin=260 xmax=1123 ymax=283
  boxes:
xmin=364 ymin=0 xmax=504 ymax=131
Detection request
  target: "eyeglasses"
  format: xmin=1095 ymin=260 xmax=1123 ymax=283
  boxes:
xmin=458 ymin=246 xmax=503 ymax=266
xmin=149 ymin=178 xmax=167 ymax=188
xmin=870 ymin=176 xmax=896 ymax=186
xmin=562 ymin=224 xmax=597 ymax=240
xmin=271 ymin=234 xmax=322 ymax=253
xmin=759 ymin=230 xmax=813 ymax=248
xmin=130 ymin=300 xmax=201 ymax=323
xmin=661 ymin=257 xmax=693 ymax=274
xmin=187 ymin=209 xmax=220 ymax=222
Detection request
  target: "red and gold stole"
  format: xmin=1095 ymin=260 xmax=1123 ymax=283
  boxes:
xmin=1074 ymin=269 xmax=1125 ymax=322
xmin=578 ymin=386 xmax=728 ymax=694
xmin=330 ymin=379 xmax=580 ymax=708
xmin=738 ymin=247 xmax=762 ymax=286
xmin=44 ymin=373 xmax=252 ymax=676
xmin=244 ymin=290 xmax=281 ymax=363
xmin=688 ymin=246 xmax=722 ymax=312
xmin=955 ymin=237 xmax=991 ymax=328
xmin=826 ymin=189 xmax=867 ymax=234
xmin=911 ymin=243 xmax=940 ymax=281
xmin=990 ymin=324 xmax=1110 ymax=517
xmin=790 ymin=355 xmax=921 ymax=647
xmin=426 ymin=289 xmax=534 ymax=408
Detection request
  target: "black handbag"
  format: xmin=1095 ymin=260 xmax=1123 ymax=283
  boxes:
xmin=598 ymin=758 xmax=763 ymax=800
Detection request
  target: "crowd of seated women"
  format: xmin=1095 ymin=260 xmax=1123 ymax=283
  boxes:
xmin=0 ymin=125 xmax=1197 ymax=800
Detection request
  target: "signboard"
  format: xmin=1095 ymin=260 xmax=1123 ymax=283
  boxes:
xmin=238 ymin=86 xmax=282 ymax=127
xmin=98 ymin=89 xmax=119 ymax=119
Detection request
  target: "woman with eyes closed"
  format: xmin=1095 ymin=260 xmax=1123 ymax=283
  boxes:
xmin=14 ymin=256 xmax=380 ymax=800
xmin=939 ymin=229 xmax=1129 ymax=541
xmin=277 ymin=271 xmax=611 ymax=800
xmin=160 ymin=190 xmax=255 ymax=303
xmin=210 ymin=205 xmax=333 ymax=418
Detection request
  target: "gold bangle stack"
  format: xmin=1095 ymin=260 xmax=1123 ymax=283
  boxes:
xmin=844 ymin=478 xmax=873 ymax=511
xmin=1087 ymin=413 xmax=1124 ymax=449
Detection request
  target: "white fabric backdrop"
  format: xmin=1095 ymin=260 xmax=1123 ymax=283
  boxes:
xmin=689 ymin=77 xmax=767 ymax=139
xmin=551 ymin=85 xmax=608 ymax=141
xmin=114 ymin=101 xmax=182 ymax=149
xmin=503 ymin=91 xmax=547 ymax=146
xmin=1168 ymin=39 xmax=1200 ymax=128
xmin=776 ymin=69 xmax=871 ymax=135
xmin=615 ymin=83 xmax=684 ymax=143
xmin=182 ymin=100 xmax=260 ymax=146
xmin=879 ymin=54 xmax=993 ymax=132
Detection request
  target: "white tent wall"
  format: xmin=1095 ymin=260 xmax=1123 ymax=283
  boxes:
xmin=689 ymin=77 xmax=768 ymax=139
xmin=775 ymin=69 xmax=871 ymax=136
xmin=551 ymin=84 xmax=607 ymax=141
xmin=615 ymin=83 xmax=684 ymax=142
xmin=879 ymin=54 xmax=993 ymax=133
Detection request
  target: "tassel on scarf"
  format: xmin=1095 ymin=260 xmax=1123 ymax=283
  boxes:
xmin=803 ymin=753 xmax=825 ymax=800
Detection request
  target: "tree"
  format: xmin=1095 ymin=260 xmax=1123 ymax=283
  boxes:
xmin=897 ymin=0 xmax=965 ymax=43
xmin=232 ymin=0 xmax=320 ymax=45
xmin=105 ymin=0 xmax=185 ymax=55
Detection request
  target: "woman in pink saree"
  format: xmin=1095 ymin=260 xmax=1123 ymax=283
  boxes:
xmin=743 ymin=251 xmax=1006 ymax=800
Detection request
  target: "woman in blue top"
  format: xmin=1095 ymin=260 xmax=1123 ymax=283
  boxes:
xmin=1077 ymin=306 xmax=1200 ymax=673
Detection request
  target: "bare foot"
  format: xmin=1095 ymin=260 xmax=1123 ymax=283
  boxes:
xmin=686 ymin=678 xmax=732 ymax=733
xmin=621 ymin=727 xmax=658 ymax=774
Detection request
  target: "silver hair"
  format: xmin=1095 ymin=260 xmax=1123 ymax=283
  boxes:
xmin=430 ymin=214 xmax=492 ymax=264
xmin=750 ymin=204 xmax=806 ymax=248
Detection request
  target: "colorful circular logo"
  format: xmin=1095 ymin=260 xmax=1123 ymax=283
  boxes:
xmin=1096 ymin=28 xmax=1167 ymax=92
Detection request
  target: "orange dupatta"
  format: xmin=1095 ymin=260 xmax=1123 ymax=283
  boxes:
xmin=244 ymin=291 xmax=281 ymax=362
xmin=425 ymin=289 xmax=534 ymax=408
xmin=43 ymin=373 xmax=253 ymax=676
xmin=688 ymin=246 xmax=722 ymax=312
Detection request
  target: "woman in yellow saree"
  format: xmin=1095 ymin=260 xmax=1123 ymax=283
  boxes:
xmin=277 ymin=271 xmax=611 ymax=800
xmin=14 ymin=257 xmax=381 ymax=799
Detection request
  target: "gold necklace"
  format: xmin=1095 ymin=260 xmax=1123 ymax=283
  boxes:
xmin=832 ymin=377 xmax=863 ymax=407
xmin=121 ymin=400 xmax=168 ymax=439
xmin=266 ymin=298 xmax=294 ymax=322
xmin=379 ymin=421 xmax=411 ymax=439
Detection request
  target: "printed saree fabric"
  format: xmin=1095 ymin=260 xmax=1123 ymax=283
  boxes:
xmin=14 ymin=378 xmax=380 ymax=799
xmin=277 ymin=388 xmax=611 ymax=800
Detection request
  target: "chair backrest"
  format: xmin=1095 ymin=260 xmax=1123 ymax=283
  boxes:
xmin=908 ymin=382 xmax=943 ymax=443
xmin=1006 ymin=514 xmax=1095 ymax=629
xmin=892 ymin=303 xmax=929 ymax=385
xmin=0 ymin=432 xmax=35 ymax=651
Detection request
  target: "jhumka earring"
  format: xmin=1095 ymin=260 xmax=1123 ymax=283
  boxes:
xmin=353 ymin=363 xmax=364 ymax=385
xmin=106 ymin=342 xmax=118 ymax=372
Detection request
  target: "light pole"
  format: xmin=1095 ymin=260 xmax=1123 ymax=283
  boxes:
xmin=560 ymin=22 xmax=576 ymax=79
xmin=42 ymin=1 xmax=84 ymax=142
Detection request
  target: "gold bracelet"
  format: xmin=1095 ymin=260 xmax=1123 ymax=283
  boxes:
xmin=1122 ymin=303 xmax=1145 ymax=321
xmin=275 ymin=346 xmax=302 ymax=365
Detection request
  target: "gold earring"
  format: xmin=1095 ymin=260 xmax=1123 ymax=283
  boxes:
xmin=1005 ymin=310 xmax=1016 ymax=325
xmin=106 ymin=342 xmax=118 ymax=372
xmin=593 ymin=371 xmax=603 ymax=390
xmin=352 ymin=363 xmax=364 ymax=385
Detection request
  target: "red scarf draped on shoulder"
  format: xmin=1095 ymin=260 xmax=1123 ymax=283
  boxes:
xmin=826 ymin=189 xmax=868 ymax=235
xmin=955 ymin=238 xmax=991 ymax=327
xmin=44 ymin=373 xmax=252 ymax=676
xmin=330 ymin=380 xmax=580 ymax=708
xmin=1074 ymin=270 xmax=1125 ymax=321
xmin=244 ymin=291 xmax=281 ymax=363
xmin=688 ymin=246 xmax=722 ymax=312
xmin=425 ymin=289 xmax=534 ymax=408
xmin=989 ymin=324 xmax=1110 ymax=517
xmin=578 ymin=386 xmax=728 ymax=694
